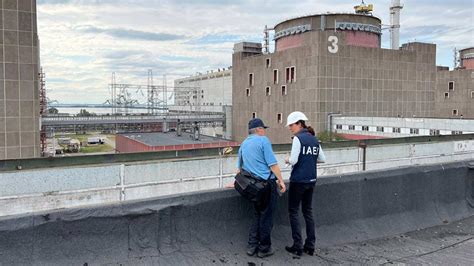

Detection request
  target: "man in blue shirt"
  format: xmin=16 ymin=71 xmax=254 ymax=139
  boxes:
xmin=237 ymin=118 xmax=286 ymax=258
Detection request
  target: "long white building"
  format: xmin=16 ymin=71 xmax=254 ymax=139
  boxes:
xmin=173 ymin=68 xmax=232 ymax=113
xmin=333 ymin=116 xmax=474 ymax=139
xmin=171 ymin=68 xmax=232 ymax=139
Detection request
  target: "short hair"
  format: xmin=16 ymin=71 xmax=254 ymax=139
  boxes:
xmin=248 ymin=127 xmax=263 ymax=135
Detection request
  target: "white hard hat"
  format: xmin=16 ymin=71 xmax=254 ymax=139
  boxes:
xmin=286 ymin=111 xmax=308 ymax=126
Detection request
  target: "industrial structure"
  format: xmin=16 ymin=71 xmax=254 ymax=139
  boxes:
xmin=116 ymin=131 xmax=238 ymax=153
xmin=172 ymin=68 xmax=233 ymax=138
xmin=333 ymin=116 xmax=474 ymax=139
xmin=1 ymin=0 xmax=41 ymax=159
xmin=40 ymin=113 xmax=226 ymax=134
xmin=173 ymin=67 xmax=232 ymax=113
xmin=232 ymin=2 xmax=474 ymax=144
xmin=3 ymin=0 xmax=473 ymax=158
xmin=435 ymin=56 xmax=474 ymax=119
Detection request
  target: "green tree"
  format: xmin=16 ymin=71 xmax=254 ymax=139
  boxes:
xmin=47 ymin=107 xmax=59 ymax=114
xmin=77 ymin=109 xmax=96 ymax=117
xmin=317 ymin=131 xmax=346 ymax=142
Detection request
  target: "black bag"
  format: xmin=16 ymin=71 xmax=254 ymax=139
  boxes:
xmin=234 ymin=170 xmax=268 ymax=202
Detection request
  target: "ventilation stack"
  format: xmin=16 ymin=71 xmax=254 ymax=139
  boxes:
xmin=390 ymin=0 xmax=403 ymax=50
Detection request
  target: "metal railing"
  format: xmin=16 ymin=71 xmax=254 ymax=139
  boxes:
xmin=41 ymin=113 xmax=226 ymax=125
xmin=1 ymin=137 xmax=474 ymax=217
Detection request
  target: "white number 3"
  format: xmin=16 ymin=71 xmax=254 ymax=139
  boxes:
xmin=328 ymin=36 xmax=339 ymax=54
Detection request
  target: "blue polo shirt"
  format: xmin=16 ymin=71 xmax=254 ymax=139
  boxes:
xmin=237 ymin=135 xmax=277 ymax=180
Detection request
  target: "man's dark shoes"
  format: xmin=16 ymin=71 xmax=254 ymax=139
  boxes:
xmin=246 ymin=246 xmax=257 ymax=256
xmin=303 ymin=246 xmax=314 ymax=256
xmin=257 ymin=247 xmax=275 ymax=258
xmin=285 ymin=245 xmax=303 ymax=256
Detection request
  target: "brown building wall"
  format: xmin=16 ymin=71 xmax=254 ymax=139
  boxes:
xmin=233 ymin=29 xmax=436 ymax=144
xmin=0 ymin=0 xmax=40 ymax=159
xmin=116 ymin=134 xmax=239 ymax=154
xmin=435 ymin=69 xmax=474 ymax=119
xmin=274 ymin=13 xmax=381 ymax=52
xmin=460 ymin=47 xmax=474 ymax=70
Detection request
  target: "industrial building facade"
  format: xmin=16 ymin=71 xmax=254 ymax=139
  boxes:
xmin=435 ymin=48 xmax=474 ymax=119
xmin=232 ymin=13 xmax=437 ymax=144
xmin=1 ymin=0 xmax=40 ymax=159
xmin=333 ymin=116 xmax=474 ymax=139
xmin=173 ymin=68 xmax=232 ymax=113
xmin=173 ymin=68 xmax=233 ymax=139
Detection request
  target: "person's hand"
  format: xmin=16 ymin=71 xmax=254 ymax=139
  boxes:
xmin=225 ymin=182 xmax=235 ymax=189
xmin=277 ymin=180 xmax=286 ymax=193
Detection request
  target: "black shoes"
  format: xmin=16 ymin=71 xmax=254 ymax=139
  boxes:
xmin=246 ymin=246 xmax=257 ymax=256
xmin=303 ymin=246 xmax=314 ymax=256
xmin=257 ymin=247 xmax=275 ymax=258
xmin=247 ymin=246 xmax=275 ymax=258
xmin=249 ymin=246 xmax=307 ymax=258
xmin=285 ymin=245 xmax=303 ymax=256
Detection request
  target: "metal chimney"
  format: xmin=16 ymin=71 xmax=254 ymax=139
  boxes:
xmin=390 ymin=0 xmax=403 ymax=50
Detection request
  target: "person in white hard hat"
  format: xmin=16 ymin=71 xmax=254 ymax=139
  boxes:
xmin=284 ymin=111 xmax=326 ymax=257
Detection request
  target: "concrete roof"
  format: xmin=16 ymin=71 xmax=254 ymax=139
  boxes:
xmin=120 ymin=132 xmax=228 ymax=147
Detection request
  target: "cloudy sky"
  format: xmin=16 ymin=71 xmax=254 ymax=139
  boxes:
xmin=37 ymin=0 xmax=474 ymax=104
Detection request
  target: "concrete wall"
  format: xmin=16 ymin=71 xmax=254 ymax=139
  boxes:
xmin=233 ymin=27 xmax=437 ymax=144
xmin=1 ymin=139 xmax=474 ymax=217
xmin=0 ymin=160 xmax=473 ymax=264
xmin=435 ymin=68 xmax=474 ymax=119
xmin=0 ymin=0 xmax=40 ymax=159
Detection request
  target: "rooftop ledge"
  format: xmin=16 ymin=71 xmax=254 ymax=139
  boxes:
xmin=0 ymin=133 xmax=473 ymax=172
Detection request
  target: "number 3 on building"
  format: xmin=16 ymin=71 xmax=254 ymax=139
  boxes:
xmin=328 ymin=36 xmax=339 ymax=54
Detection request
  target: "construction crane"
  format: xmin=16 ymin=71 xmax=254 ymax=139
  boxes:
xmin=354 ymin=0 xmax=374 ymax=15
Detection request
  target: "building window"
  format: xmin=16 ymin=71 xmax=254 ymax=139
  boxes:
xmin=252 ymin=112 xmax=257 ymax=119
xmin=452 ymin=131 xmax=463 ymax=135
xmin=444 ymin=92 xmax=449 ymax=99
xmin=336 ymin=125 xmax=342 ymax=130
xmin=273 ymin=69 xmax=279 ymax=84
xmin=448 ymin=81 xmax=454 ymax=91
xmin=362 ymin=126 xmax=369 ymax=131
xmin=410 ymin=128 xmax=419 ymax=134
xmin=248 ymin=73 xmax=254 ymax=87
xmin=393 ymin=127 xmax=401 ymax=133
xmin=349 ymin=125 xmax=355 ymax=130
xmin=265 ymin=86 xmax=271 ymax=96
xmin=246 ymin=88 xmax=250 ymax=97
xmin=277 ymin=113 xmax=283 ymax=124
xmin=429 ymin=129 xmax=440 ymax=136
xmin=471 ymin=91 xmax=474 ymax=99
xmin=376 ymin=126 xmax=384 ymax=132
xmin=285 ymin=67 xmax=296 ymax=83
xmin=266 ymin=58 xmax=271 ymax=68
xmin=290 ymin=66 xmax=296 ymax=83
xmin=453 ymin=109 xmax=458 ymax=116
xmin=281 ymin=85 xmax=287 ymax=96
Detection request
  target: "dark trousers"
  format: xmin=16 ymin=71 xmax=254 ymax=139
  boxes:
xmin=248 ymin=180 xmax=277 ymax=252
xmin=288 ymin=182 xmax=316 ymax=250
